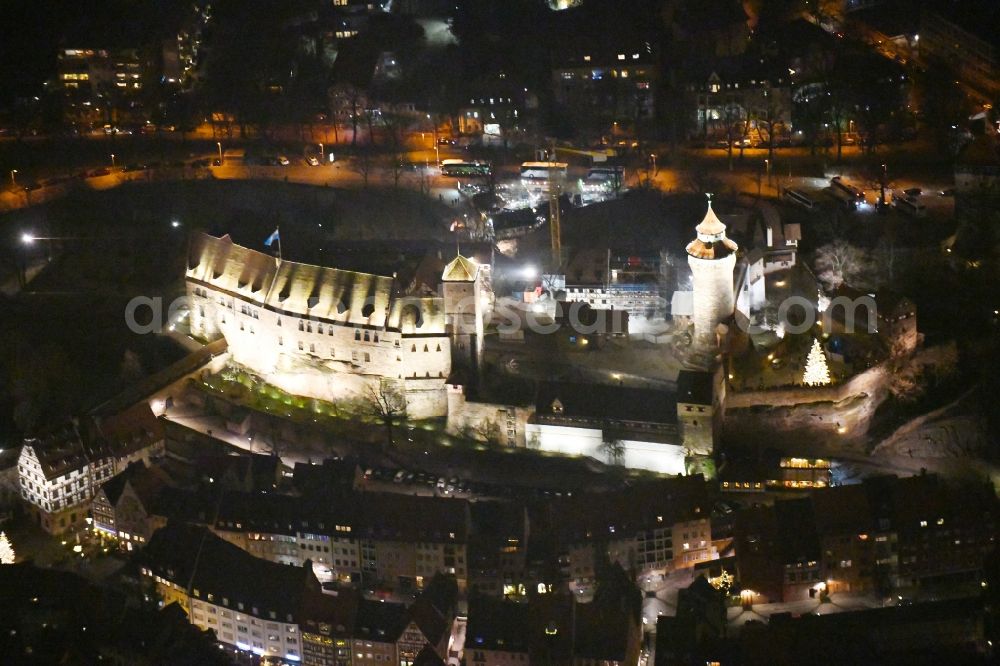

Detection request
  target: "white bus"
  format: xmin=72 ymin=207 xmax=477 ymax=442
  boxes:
xmin=783 ymin=188 xmax=818 ymax=210
xmin=584 ymin=165 xmax=624 ymax=189
xmin=892 ymin=190 xmax=926 ymax=217
xmin=825 ymin=186 xmax=858 ymax=210
xmin=830 ymin=176 xmax=865 ymax=202
xmin=520 ymin=161 xmax=568 ymax=185
xmin=440 ymin=159 xmax=492 ymax=178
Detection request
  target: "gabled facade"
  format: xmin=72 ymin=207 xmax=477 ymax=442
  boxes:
xmin=18 ymin=427 xmax=114 ymax=535
xmin=17 ymin=405 xmax=166 ymax=536
xmin=90 ymin=464 xmax=170 ymax=551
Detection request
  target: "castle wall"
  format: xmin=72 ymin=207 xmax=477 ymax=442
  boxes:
xmin=446 ymin=386 xmax=531 ymax=447
xmin=722 ymin=366 xmax=889 ymax=447
xmin=188 ymin=280 xmax=451 ymax=419
xmin=524 ymin=422 xmax=686 ymax=474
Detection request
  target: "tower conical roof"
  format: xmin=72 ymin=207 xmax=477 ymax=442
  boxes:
xmin=696 ymin=200 xmax=727 ymax=238
xmin=687 ymin=197 xmax=737 ymax=260
xmin=442 ymin=254 xmax=478 ymax=282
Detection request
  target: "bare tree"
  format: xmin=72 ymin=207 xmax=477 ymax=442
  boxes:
xmin=364 ymin=380 xmax=407 ymax=449
xmin=599 ymin=433 xmax=626 ymax=466
xmin=472 ymin=419 xmax=503 ymax=446
xmin=259 ymin=420 xmax=288 ymax=459
xmin=351 ymin=144 xmax=375 ymax=188
xmin=385 ymin=152 xmax=407 ymax=188
xmin=814 ymin=239 xmax=871 ymax=291
xmin=329 ymin=84 xmax=366 ymax=147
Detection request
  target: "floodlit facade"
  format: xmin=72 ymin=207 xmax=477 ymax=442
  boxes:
xmin=687 ymin=199 xmax=738 ymax=347
xmin=17 ymin=403 xmax=166 ymax=535
xmin=186 ymin=234 xmax=490 ymax=419
xmin=18 ymin=431 xmax=114 ymax=535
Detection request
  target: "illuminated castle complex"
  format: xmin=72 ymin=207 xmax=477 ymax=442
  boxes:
xmin=186 ymin=233 xmax=487 ymax=419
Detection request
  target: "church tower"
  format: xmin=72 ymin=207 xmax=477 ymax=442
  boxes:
xmin=441 ymin=254 xmax=484 ymax=381
xmin=686 ymin=196 xmax=738 ymax=347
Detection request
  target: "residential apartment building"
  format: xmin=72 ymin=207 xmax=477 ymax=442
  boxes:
xmin=551 ymin=50 xmax=657 ymax=139
xmin=209 ymin=489 xmax=470 ymax=592
xmin=142 ymin=522 xmax=318 ymax=663
xmin=733 ymin=475 xmax=998 ymax=602
xmin=531 ymin=476 xmax=716 ymax=585
xmin=920 ymin=5 xmax=1000 ymax=100
xmin=467 ymin=593 xmax=641 ymax=666
xmin=145 ymin=523 xmax=459 ymax=666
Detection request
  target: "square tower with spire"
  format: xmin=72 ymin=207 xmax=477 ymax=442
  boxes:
xmin=441 ymin=253 xmax=485 ymax=382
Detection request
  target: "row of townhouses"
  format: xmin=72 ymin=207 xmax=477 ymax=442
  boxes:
xmin=733 ymin=474 xmax=998 ymax=603
xmin=140 ymin=521 xmax=459 ymax=666
xmin=17 ymin=402 xmax=165 ymax=534
xmin=90 ymin=460 xmax=715 ymax=597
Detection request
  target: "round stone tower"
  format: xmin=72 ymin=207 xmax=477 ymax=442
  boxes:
xmin=686 ymin=196 xmax=738 ymax=347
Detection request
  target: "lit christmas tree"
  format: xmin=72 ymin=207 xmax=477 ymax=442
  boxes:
xmin=0 ymin=531 xmax=14 ymax=564
xmin=803 ymin=338 xmax=831 ymax=386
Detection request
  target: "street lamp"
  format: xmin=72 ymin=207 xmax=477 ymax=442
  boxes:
xmin=319 ymin=143 xmax=324 ymax=162
xmin=764 ymin=158 xmax=771 ymax=187
xmin=110 ymin=153 xmax=116 ymax=169
xmin=21 ymin=232 xmax=58 ymax=261
xmin=9 ymin=169 xmax=16 ymax=188
xmin=217 ymin=141 xmax=223 ymax=165
xmin=428 ymin=113 xmax=440 ymax=166
xmin=880 ymin=163 xmax=888 ymax=209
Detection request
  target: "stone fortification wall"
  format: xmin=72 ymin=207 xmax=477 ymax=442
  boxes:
xmin=723 ymin=366 xmax=889 ymax=445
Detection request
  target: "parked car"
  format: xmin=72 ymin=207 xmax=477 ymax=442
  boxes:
xmin=306 ymin=155 xmax=320 ymax=166
xmin=276 ymin=155 xmax=290 ymax=166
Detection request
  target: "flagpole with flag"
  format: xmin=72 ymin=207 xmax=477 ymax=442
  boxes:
xmin=264 ymin=226 xmax=282 ymax=262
